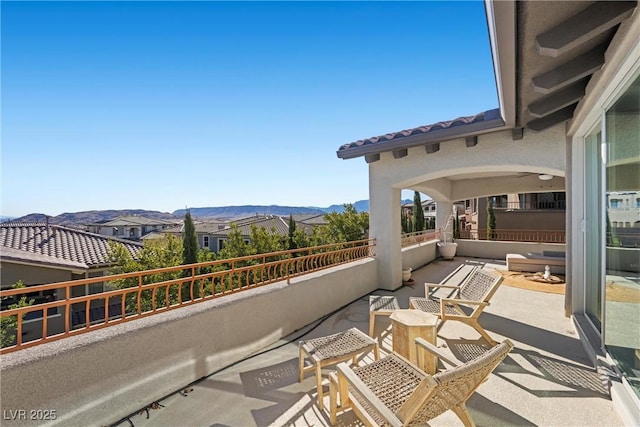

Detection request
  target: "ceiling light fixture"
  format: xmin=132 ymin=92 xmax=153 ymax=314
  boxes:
xmin=538 ymin=174 xmax=553 ymax=181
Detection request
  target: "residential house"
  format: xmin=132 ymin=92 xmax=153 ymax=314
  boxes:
xmin=461 ymin=191 xmax=566 ymax=237
xmin=87 ymin=215 xmax=180 ymax=240
xmin=0 ymin=222 xmax=143 ymax=341
xmin=401 ymin=198 xmax=439 ymax=225
xmin=160 ymin=214 xmax=325 ymax=253
xmin=337 ymin=1 xmax=639 ymax=422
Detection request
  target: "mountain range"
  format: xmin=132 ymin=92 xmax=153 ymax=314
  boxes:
xmin=4 ymin=199 xmax=409 ymax=227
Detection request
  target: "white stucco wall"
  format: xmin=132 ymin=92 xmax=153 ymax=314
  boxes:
xmin=0 ymin=258 xmax=377 ymax=427
xmin=455 ymin=240 xmax=565 ymax=262
xmin=401 ymin=239 xmax=438 ymax=272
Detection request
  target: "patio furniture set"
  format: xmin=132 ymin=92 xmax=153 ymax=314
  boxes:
xmin=299 ymin=267 xmax=510 ymax=426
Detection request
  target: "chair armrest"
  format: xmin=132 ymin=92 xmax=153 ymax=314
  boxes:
xmin=414 ymin=337 xmax=459 ymax=367
xmin=441 ymin=298 xmax=489 ymax=307
xmin=425 ymin=282 xmax=461 ymax=295
xmin=336 ymin=362 xmax=403 ymax=427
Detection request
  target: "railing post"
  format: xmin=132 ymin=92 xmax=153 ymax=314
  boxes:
xmin=137 ymin=275 xmax=142 ymax=315
xmin=65 ymin=283 xmax=70 ymax=333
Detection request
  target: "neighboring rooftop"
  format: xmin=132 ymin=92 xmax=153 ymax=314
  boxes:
xmin=163 ymin=214 xmax=325 ymax=238
xmin=0 ymin=222 xmax=143 ymax=269
xmin=86 ymin=215 xmax=180 ymax=227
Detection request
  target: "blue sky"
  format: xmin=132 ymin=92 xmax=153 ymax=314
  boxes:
xmin=1 ymin=1 xmax=497 ymax=218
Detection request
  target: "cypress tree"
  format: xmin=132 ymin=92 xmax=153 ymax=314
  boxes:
xmin=487 ymin=198 xmax=496 ymax=240
xmin=401 ymin=209 xmax=408 ymax=233
xmin=288 ymin=214 xmax=297 ymax=250
xmin=182 ymin=211 xmax=199 ymax=265
xmin=413 ymin=191 xmax=425 ymax=232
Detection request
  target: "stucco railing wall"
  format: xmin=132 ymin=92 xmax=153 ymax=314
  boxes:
xmin=401 ymin=239 xmax=438 ymax=272
xmin=455 ymin=239 xmax=566 ymax=261
xmin=0 ymin=258 xmax=377 ymax=427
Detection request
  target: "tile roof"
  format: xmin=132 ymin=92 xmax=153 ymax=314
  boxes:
xmin=291 ymin=213 xmax=329 ymax=225
xmin=219 ymin=216 xmax=290 ymax=236
xmin=87 ymin=215 xmax=179 ymax=227
xmin=162 ymin=215 xmax=320 ymax=239
xmin=0 ymin=223 xmax=143 ymax=269
xmin=337 ymin=108 xmax=504 ymax=159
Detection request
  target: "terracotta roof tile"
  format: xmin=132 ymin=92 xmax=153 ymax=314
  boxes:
xmin=0 ymin=223 xmax=143 ymax=268
xmin=337 ymin=108 xmax=504 ymax=159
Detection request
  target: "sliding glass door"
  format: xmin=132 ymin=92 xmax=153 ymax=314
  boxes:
xmin=603 ymin=75 xmax=640 ymax=398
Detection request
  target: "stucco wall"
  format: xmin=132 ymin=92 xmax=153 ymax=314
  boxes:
xmin=0 ymin=258 xmax=378 ymax=427
xmin=1 ymin=263 xmax=73 ymax=288
xmin=401 ymin=239 xmax=438 ymax=272
xmin=455 ymin=239 xmax=566 ymax=262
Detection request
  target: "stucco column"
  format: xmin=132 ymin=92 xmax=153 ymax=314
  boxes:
xmin=435 ymin=200 xmax=453 ymax=234
xmin=369 ymin=184 xmax=402 ymax=290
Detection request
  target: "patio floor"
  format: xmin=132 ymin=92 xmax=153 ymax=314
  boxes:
xmin=114 ymin=257 xmax=623 ymax=427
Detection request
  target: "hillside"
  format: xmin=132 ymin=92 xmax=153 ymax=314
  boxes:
xmin=173 ymin=205 xmax=326 ymax=220
xmin=8 ymin=199 xmax=413 ymax=228
xmin=8 ymin=210 xmax=180 ymax=227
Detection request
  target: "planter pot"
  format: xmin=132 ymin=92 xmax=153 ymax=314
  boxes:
xmin=437 ymin=242 xmax=458 ymax=260
xmin=402 ymin=268 xmax=412 ymax=282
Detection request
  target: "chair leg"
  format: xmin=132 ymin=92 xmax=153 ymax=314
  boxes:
xmin=329 ymin=373 xmax=338 ymax=425
xmin=451 ymin=403 xmax=476 ymax=427
xmin=316 ymin=363 xmax=324 ymax=410
xmin=470 ymin=320 xmax=498 ymax=346
xmin=299 ymin=344 xmax=305 ymax=382
xmin=369 ymin=312 xmax=375 ymax=337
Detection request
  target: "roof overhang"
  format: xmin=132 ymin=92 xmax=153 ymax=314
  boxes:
xmin=336 ymin=1 xmax=638 ymax=162
xmin=484 ymin=0 xmax=517 ymax=129
xmin=0 ymin=247 xmax=88 ymax=271
xmin=336 ymin=109 xmax=505 ymax=161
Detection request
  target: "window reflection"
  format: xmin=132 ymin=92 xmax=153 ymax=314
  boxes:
xmin=603 ymin=75 xmax=640 ymax=398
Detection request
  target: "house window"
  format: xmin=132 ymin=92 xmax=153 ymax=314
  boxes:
xmin=218 ymin=239 xmax=225 ymax=251
xmin=610 ymin=199 xmax=622 ymax=208
xmin=203 ymin=236 xmax=209 ymax=248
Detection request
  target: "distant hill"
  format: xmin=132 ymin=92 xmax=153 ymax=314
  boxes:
xmin=8 ymin=199 xmax=414 ymax=228
xmin=8 ymin=210 xmax=180 ymax=228
xmin=319 ymin=199 xmax=371 ymax=213
xmin=174 ymin=199 xmax=412 ymax=219
xmin=173 ymin=205 xmax=326 ymax=220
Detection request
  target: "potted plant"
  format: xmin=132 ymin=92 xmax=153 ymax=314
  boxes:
xmin=437 ymin=206 xmax=458 ymax=260
xmin=402 ymin=267 xmax=412 ymax=282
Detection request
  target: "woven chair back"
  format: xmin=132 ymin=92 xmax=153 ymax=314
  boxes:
xmin=409 ymin=339 xmax=513 ymax=424
xmin=458 ymin=269 xmax=501 ymax=302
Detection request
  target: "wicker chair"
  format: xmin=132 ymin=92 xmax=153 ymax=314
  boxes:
xmin=329 ymin=338 xmax=513 ymax=427
xmin=409 ymin=268 xmax=503 ymax=345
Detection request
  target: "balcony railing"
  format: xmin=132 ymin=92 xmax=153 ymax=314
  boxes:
xmin=491 ymin=200 xmax=566 ymax=210
xmin=0 ymin=239 xmax=375 ymax=354
xmin=460 ymin=229 xmax=565 ymax=243
xmin=401 ymin=230 xmax=438 ymax=247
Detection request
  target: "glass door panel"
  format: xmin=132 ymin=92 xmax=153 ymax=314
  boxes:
xmin=603 ymin=75 xmax=640 ymax=398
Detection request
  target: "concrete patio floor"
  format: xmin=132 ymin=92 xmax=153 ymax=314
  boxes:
xmin=115 ymin=257 xmax=623 ymax=427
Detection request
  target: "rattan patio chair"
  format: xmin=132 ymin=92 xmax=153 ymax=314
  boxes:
xmin=409 ymin=268 xmax=503 ymax=345
xmin=329 ymin=337 xmax=513 ymax=427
